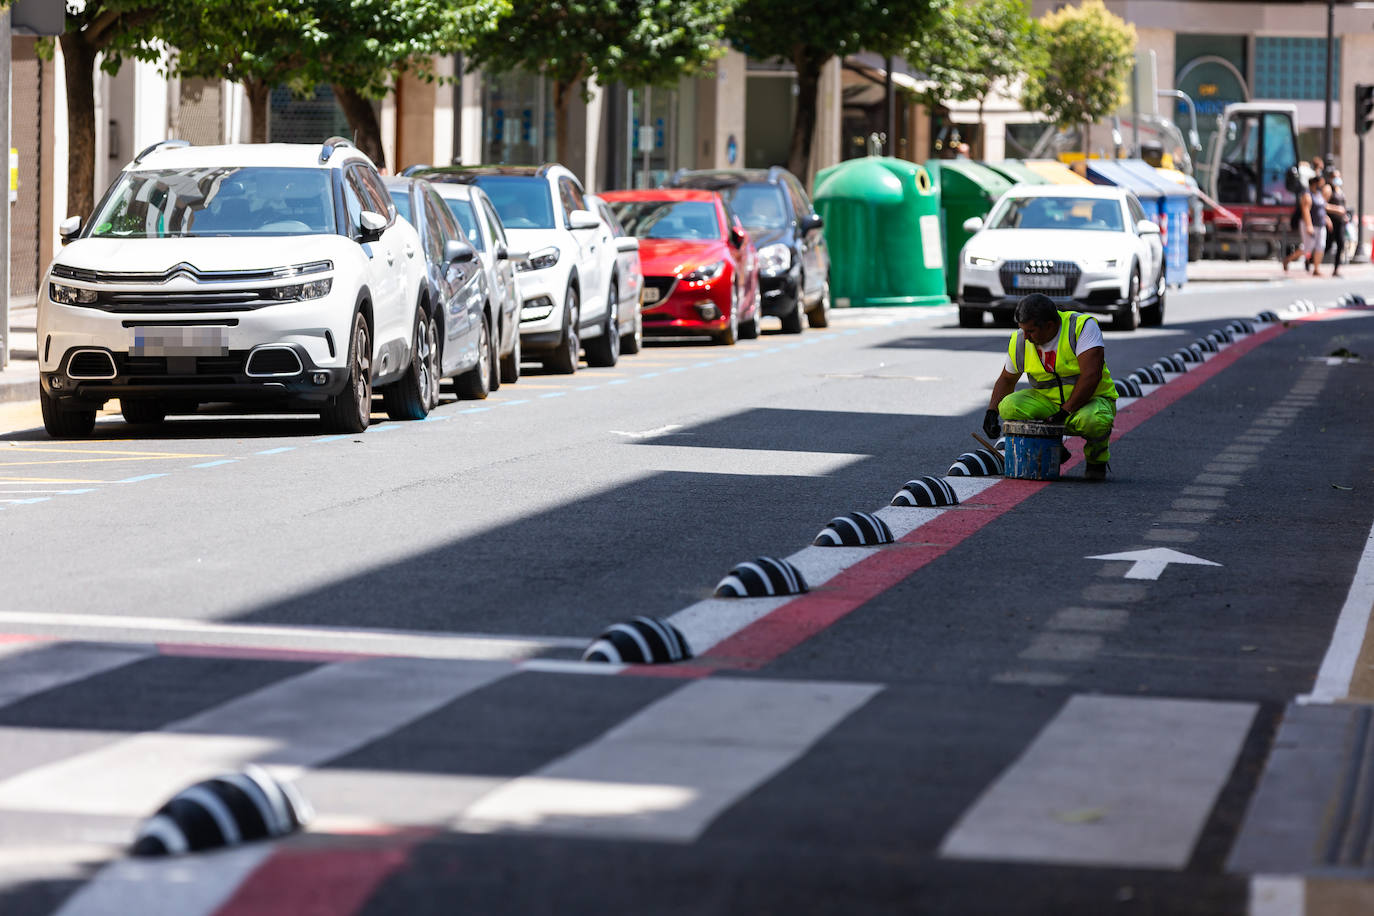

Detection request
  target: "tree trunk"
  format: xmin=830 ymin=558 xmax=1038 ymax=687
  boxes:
xmin=333 ymin=84 xmax=385 ymax=171
xmin=787 ymin=48 xmax=827 ymax=180
xmin=59 ymin=32 xmax=98 ymax=219
xmin=553 ymin=78 xmax=577 ymax=166
xmin=246 ymin=79 xmax=270 ymax=144
xmin=976 ymin=95 xmax=986 ymax=159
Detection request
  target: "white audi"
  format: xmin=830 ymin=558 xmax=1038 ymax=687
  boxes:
xmin=38 ymin=138 xmax=430 ymax=437
xmin=957 ymin=184 xmax=1165 ymax=332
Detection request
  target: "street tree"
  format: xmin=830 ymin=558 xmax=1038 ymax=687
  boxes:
xmin=1020 ymin=0 xmax=1135 ymax=151
xmin=50 ymin=0 xmax=188 ymax=219
xmin=906 ymin=0 xmax=1041 ymax=158
xmin=169 ymin=0 xmax=504 ymax=169
xmin=464 ymin=0 xmax=734 ymax=167
xmin=727 ymin=0 xmax=941 ymax=179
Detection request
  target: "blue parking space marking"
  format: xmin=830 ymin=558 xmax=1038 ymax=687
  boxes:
xmin=256 ymin=447 xmax=295 ymax=455
xmin=192 ymin=459 xmax=238 ymax=469
xmin=539 ymin=392 xmax=567 ymax=399
xmin=640 ymin=372 xmax=660 ymax=378
xmin=368 ymin=423 xmax=401 ymax=432
xmin=606 ymin=379 xmax=630 ymax=386
xmin=0 ymin=497 xmax=50 ymax=505
xmin=314 ymin=434 xmax=353 ymax=443
xmin=459 ymin=406 xmax=491 ymax=414
xmin=497 ymin=400 xmax=530 ymax=407
xmin=116 ymin=474 xmax=168 ymax=484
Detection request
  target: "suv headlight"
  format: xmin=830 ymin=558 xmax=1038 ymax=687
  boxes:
xmin=684 ymin=260 xmax=726 ymax=283
xmin=519 ymin=246 xmax=560 ymax=272
xmin=1085 ymin=257 xmax=1119 ymax=271
xmin=269 ymin=278 xmax=333 ymax=300
xmin=758 ymin=243 xmax=791 ymax=276
xmin=965 ymin=254 xmax=997 ymax=268
xmin=49 ymin=282 xmax=98 ymax=305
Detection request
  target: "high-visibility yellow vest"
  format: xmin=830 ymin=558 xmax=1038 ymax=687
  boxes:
xmin=1007 ymin=311 xmax=1116 ymax=405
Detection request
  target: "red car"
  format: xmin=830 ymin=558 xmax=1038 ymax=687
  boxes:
xmin=601 ymin=189 xmax=761 ymax=345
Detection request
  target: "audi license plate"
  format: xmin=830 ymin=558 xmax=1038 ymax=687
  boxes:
xmin=1013 ymin=274 xmax=1066 ymax=290
xmin=642 ymin=287 xmax=662 ymax=304
xmin=130 ymin=326 xmax=229 ymax=357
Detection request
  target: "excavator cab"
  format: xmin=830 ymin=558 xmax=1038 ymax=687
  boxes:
xmin=1205 ymin=104 xmax=1301 ymax=209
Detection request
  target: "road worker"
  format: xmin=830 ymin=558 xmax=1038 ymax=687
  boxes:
xmin=982 ymin=293 xmax=1117 ymax=481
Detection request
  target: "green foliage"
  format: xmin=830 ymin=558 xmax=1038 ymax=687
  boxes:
xmin=907 ymin=0 xmax=1041 ymax=110
xmin=1020 ymin=0 xmax=1135 ymax=130
xmin=464 ymin=0 xmax=733 ymax=93
xmin=728 ymin=0 xmax=936 ymax=64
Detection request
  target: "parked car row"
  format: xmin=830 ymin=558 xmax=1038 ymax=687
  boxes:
xmin=35 ymin=139 xmax=833 ymax=439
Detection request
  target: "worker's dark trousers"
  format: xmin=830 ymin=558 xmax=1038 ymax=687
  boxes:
xmin=999 ymin=390 xmax=1117 ymax=464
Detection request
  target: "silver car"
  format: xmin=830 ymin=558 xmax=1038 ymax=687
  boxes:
xmin=427 ymin=182 xmax=526 ymax=383
xmin=587 ymin=193 xmax=644 ymax=354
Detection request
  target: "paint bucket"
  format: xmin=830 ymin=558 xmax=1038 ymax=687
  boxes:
xmin=1002 ymin=420 xmax=1064 ymax=480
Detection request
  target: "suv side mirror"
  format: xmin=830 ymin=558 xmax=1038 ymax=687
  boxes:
xmin=496 ymin=244 xmax=530 ymax=262
xmin=800 ymin=213 xmax=824 ymax=233
xmin=962 ymin=216 xmax=984 ymax=233
xmin=59 ymin=215 xmax=82 ymax=244
xmin=614 ymin=236 xmax=640 ymax=253
xmin=444 ymin=238 xmax=476 ymax=263
xmin=359 ymin=210 xmax=387 ymax=242
xmin=1137 ymin=219 xmax=1161 ymax=236
xmin=568 ymin=209 xmax=600 ymax=231
xmin=729 ymin=226 xmax=747 ymax=249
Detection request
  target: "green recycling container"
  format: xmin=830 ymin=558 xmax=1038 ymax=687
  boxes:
xmin=813 ymin=157 xmax=948 ymax=308
xmin=924 ymin=160 xmax=1013 ymax=297
xmin=979 ymin=159 xmax=1048 ymax=188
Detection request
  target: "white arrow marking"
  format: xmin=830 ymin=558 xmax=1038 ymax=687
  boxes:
xmin=610 ymin=424 xmax=682 ymax=439
xmin=1087 ymin=548 xmax=1222 ymax=580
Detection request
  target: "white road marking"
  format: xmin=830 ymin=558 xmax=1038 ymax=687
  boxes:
xmin=455 ymin=677 xmax=881 ymax=842
xmin=667 ymin=597 xmax=794 ymax=655
xmin=1303 ymin=514 xmax=1374 ymax=703
xmin=634 ymin=446 xmax=867 ymax=477
xmin=0 ymin=657 xmax=515 ymax=816
xmin=1249 ymin=876 xmax=1304 ymax=916
xmin=0 ymin=611 xmax=585 ymax=661
xmin=53 ymin=844 xmax=277 ymax=916
xmin=0 ymin=642 xmax=152 ymax=710
xmin=940 ymin=694 xmax=1257 ymax=868
xmin=610 ymin=423 xmax=683 ymax=439
xmin=1087 ymin=547 xmax=1221 ymax=580
xmin=785 ymin=545 xmax=880 ymax=589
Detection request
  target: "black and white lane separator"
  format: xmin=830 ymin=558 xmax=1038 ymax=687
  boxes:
xmin=948 ymin=447 xmax=1004 ymax=477
xmin=582 ymin=616 xmax=693 ymax=664
xmin=132 ymin=765 xmax=310 ymax=856
xmin=714 ymin=556 xmax=809 ymax=598
xmin=813 ymin=511 xmax=896 ymax=547
xmin=892 ymin=475 xmax=960 ymax=508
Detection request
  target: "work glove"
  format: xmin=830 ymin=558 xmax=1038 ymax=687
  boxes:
xmin=1047 ymin=409 xmax=1069 ymax=424
xmin=982 ymin=409 xmax=1001 ymax=439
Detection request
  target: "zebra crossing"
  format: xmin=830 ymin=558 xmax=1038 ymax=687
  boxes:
xmin=0 ymin=637 xmax=887 ymax=914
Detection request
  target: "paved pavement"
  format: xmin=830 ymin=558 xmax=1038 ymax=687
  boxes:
xmin=0 ymin=282 xmax=1373 ymax=914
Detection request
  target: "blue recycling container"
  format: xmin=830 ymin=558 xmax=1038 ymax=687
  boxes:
xmin=1082 ymin=159 xmax=1189 ymax=288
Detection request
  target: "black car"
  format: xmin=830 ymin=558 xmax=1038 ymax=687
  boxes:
xmin=664 ymin=166 xmax=830 ymax=332
xmin=384 ymin=177 xmax=496 ymax=405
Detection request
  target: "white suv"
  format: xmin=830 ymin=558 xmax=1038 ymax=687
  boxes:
xmin=38 ymin=138 xmax=430 ymax=437
xmin=407 ymin=165 xmax=618 ymax=373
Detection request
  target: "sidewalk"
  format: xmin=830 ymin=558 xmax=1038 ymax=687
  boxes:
xmin=0 ymin=302 xmax=37 ymax=404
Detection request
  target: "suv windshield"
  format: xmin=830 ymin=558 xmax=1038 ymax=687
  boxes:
xmin=714 ymin=183 xmax=788 ymax=231
xmin=988 ymin=196 xmax=1124 ymax=232
xmin=470 ymin=176 xmax=555 ymax=230
xmin=609 ymin=200 xmax=720 ymax=240
xmin=89 ymin=167 xmax=335 ymax=238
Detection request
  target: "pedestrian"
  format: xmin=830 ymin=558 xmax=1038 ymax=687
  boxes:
xmin=1284 ymin=175 xmax=1329 ymax=275
xmin=1324 ymin=170 xmax=1348 ymax=277
xmin=983 ymin=294 xmax=1118 ymax=481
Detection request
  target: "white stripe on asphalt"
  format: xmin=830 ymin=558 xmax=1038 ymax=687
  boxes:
xmin=0 ymin=657 xmax=514 ymax=816
xmin=939 ymin=694 xmax=1256 ymax=868
xmin=1302 ymin=514 xmax=1374 ymax=704
xmin=0 ymin=642 xmax=152 ymax=710
xmin=785 ymin=545 xmax=879 ymax=588
xmin=666 ymin=596 xmax=793 ymax=655
xmin=1249 ymin=875 xmax=1304 ymax=916
xmin=53 ymin=845 xmax=277 ymax=916
xmin=634 ymin=446 xmax=868 ymax=477
xmin=0 ymin=611 xmax=586 ymax=661
xmin=455 ymin=677 xmax=881 ymax=842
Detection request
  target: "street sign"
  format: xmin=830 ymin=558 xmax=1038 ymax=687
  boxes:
xmin=1086 ymin=548 xmax=1222 ymax=580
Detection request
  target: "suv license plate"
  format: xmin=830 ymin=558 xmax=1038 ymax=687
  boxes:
xmin=642 ymin=287 xmax=661 ymax=304
xmin=1014 ymin=274 xmax=1066 ymax=290
xmin=131 ymin=326 xmax=229 ymax=357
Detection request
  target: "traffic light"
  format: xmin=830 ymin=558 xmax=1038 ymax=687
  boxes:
xmin=1357 ymin=83 xmax=1374 ymax=136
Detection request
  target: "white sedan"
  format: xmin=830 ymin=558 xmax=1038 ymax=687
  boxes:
xmin=957 ymin=184 xmax=1165 ymax=332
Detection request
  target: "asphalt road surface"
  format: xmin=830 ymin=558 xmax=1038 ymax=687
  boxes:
xmin=1 ymin=276 xmax=1372 ymax=915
